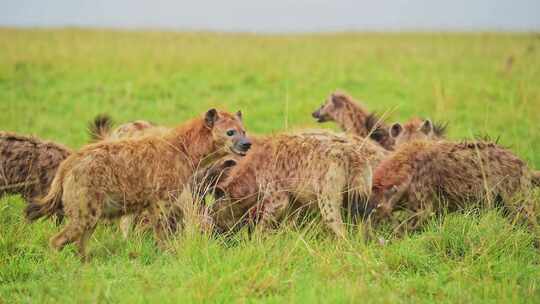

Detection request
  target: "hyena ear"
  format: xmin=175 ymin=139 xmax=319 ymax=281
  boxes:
xmin=236 ymin=110 xmax=242 ymax=121
xmin=205 ymin=109 xmax=219 ymax=128
xmin=331 ymin=94 xmax=344 ymax=108
xmin=390 ymin=123 xmax=403 ymax=138
xmin=362 ymin=164 xmax=373 ymax=197
xmin=420 ymin=119 xmax=433 ymax=135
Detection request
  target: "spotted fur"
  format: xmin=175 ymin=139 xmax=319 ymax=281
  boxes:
xmin=312 ymin=91 xmax=394 ymax=150
xmin=389 ymin=117 xmax=446 ymax=148
xmin=25 ymin=109 xmax=250 ymax=259
xmin=210 ymin=131 xmax=387 ymax=237
xmin=369 ymin=140 xmax=538 ymax=233
xmin=0 ymin=132 xmax=71 ymax=223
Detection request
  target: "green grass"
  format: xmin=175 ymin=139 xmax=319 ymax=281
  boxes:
xmin=1 ymin=28 xmax=540 ymax=303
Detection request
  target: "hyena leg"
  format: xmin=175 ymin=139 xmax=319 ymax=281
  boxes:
xmin=503 ymin=191 xmax=539 ymax=236
xmin=318 ymin=196 xmax=346 ymax=238
xmin=318 ymin=168 xmax=348 ymax=238
xmin=406 ymin=201 xmax=434 ymax=233
xmin=119 ymin=215 xmax=134 ymax=239
xmin=76 ymin=205 xmax=102 ymax=260
xmin=49 ymin=221 xmax=84 ymax=252
xmin=50 ymin=206 xmax=101 ymax=260
xmin=257 ymin=191 xmax=290 ymax=232
xmin=398 ymin=187 xmax=433 ymax=235
xmin=149 ymin=201 xmax=175 ymax=248
xmin=76 ymin=225 xmax=97 ymax=262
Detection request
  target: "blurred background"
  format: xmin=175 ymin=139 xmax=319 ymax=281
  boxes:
xmin=1 ymin=0 xmax=539 ymax=32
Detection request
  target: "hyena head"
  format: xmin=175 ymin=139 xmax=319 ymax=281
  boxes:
xmin=110 ymin=120 xmax=156 ymax=139
xmin=389 ymin=118 xmax=446 ymax=148
xmin=312 ymin=92 xmax=349 ymax=123
xmin=367 ymin=183 xmax=409 ymax=223
xmin=205 ymin=109 xmax=251 ymax=156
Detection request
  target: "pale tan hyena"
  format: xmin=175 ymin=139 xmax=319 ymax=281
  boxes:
xmin=87 ymin=114 xmax=170 ymax=237
xmin=368 ymin=140 xmax=539 ymax=234
xmin=388 ymin=117 xmax=447 ymax=148
xmin=312 ymin=91 xmax=394 ymax=150
xmin=209 ymin=131 xmax=388 ymax=237
xmin=25 ymin=109 xmax=251 ymax=259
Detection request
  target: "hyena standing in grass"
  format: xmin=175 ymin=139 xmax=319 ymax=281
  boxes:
xmin=312 ymin=91 xmax=394 ymax=150
xmin=368 ymin=140 xmax=540 ymax=234
xmin=0 ymin=132 xmax=71 ymax=224
xmin=87 ymin=114 xmax=170 ymax=238
xmin=25 ymin=109 xmax=251 ymax=260
xmin=209 ymin=131 xmax=387 ymax=237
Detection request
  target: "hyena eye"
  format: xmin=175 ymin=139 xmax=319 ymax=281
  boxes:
xmin=226 ymin=130 xmax=236 ymax=136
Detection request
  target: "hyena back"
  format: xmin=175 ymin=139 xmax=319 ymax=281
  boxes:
xmin=88 ymin=114 xmax=168 ymax=142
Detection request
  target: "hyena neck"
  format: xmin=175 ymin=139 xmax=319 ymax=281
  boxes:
xmin=373 ymin=142 xmax=426 ymax=192
xmin=220 ymin=156 xmax=258 ymax=199
xmin=335 ymin=102 xmax=369 ymax=137
xmin=168 ymin=119 xmax=216 ymax=166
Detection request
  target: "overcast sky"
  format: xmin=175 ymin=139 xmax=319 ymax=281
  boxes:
xmin=1 ymin=0 xmax=539 ymax=32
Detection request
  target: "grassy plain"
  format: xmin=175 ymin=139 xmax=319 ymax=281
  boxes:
xmin=1 ymin=28 xmax=540 ymax=303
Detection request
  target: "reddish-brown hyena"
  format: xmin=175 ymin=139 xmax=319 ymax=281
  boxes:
xmin=368 ymin=140 xmax=539 ymax=233
xmin=209 ymin=131 xmax=387 ymax=237
xmin=312 ymin=91 xmax=394 ymax=150
xmin=25 ymin=109 xmax=251 ymax=259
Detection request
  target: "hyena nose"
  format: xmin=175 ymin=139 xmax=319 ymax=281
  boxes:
xmin=312 ymin=110 xmax=320 ymax=118
xmin=240 ymin=142 xmax=252 ymax=151
xmin=236 ymin=137 xmax=252 ymax=152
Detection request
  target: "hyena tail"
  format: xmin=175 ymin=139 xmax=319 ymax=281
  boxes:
xmin=532 ymin=170 xmax=540 ymax=187
xmin=88 ymin=114 xmax=114 ymax=142
xmin=25 ymin=158 xmax=71 ymax=222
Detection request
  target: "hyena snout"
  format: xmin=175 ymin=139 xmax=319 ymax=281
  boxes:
xmin=233 ymin=137 xmax=252 ymax=155
xmin=312 ymin=107 xmax=329 ymax=123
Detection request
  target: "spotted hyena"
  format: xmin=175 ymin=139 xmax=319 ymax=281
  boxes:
xmin=25 ymin=109 xmax=251 ymax=259
xmin=312 ymin=91 xmax=394 ymax=150
xmin=368 ymin=140 xmax=539 ymax=233
xmin=0 ymin=132 xmax=71 ymax=223
xmin=87 ymin=114 xmax=170 ymax=238
xmin=209 ymin=131 xmax=387 ymax=237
